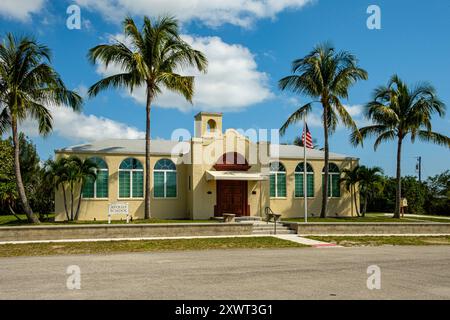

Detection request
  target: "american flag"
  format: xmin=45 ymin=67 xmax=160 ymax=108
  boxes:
xmin=302 ymin=123 xmax=313 ymax=149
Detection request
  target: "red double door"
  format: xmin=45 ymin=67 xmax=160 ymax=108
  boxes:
xmin=215 ymin=180 xmax=249 ymax=217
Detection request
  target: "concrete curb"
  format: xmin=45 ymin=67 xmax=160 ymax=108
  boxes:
xmin=0 ymin=222 xmax=254 ymax=242
xmin=300 ymin=233 xmax=450 ymax=236
xmin=286 ymin=222 xmax=450 ymax=235
xmin=0 ymin=234 xmax=271 ymax=245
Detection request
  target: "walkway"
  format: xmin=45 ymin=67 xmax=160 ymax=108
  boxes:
xmin=273 ymin=234 xmax=342 ymax=247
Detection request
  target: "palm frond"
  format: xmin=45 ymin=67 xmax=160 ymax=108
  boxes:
xmin=374 ymin=130 xmax=396 ymax=150
xmin=417 ymin=130 xmax=450 ymax=148
xmin=26 ymin=101 xmax=53 ymax=136
xmin=350 ymin=125 xmax=391 ymax=146
xmin=279 ymin=102 xmax=313 ymax=136
xmin=0 ymin=33 xmax=82 ymax=137
xmin=160 ymin=73 xmax=194 ymax=102
xmin=88 ymin=72 xmax=142 ymax=97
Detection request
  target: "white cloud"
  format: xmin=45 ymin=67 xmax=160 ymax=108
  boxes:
xmin=96 ymin=34 xmax=273 ymax=112
xmin=75 ymin=84 xmax=89 ymax=98
xmin=0 ymin=0 xmax=45 ymax=21
xmin=20 ymin=105 xmax=144 ymax=142
xmin=343 ymin=104 xmax=372 ymax=127
xmin=75 ymin=0 xmax=313 ymax=27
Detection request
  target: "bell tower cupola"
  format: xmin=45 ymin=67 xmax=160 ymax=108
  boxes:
xmin=194 ymin=112 xmax=223 ymax=138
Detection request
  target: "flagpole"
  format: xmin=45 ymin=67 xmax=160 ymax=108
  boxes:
xmin=303 ymin=117 xmax=308 ymax=223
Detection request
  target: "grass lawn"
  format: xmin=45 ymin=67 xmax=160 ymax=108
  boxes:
xmin=2 ymin=212 xmax=449 ymax=226
xmin=307 ymin=235 xmax=450 ymax=247
xmin=283 ymin=213 xmax=450 ymax=223
xmin=0 ymin=214 xmax=215 ymax=227
xmin=0 ymin=237 xmax=307 ymax=257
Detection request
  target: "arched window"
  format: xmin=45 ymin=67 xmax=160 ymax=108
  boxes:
xmin=269 ymin=162 xmax=286 ymax=198
xmin=119 ymin=158 xmax=143 ymax=198
xmin=207 ymin=119 xmax=216 ymax=132
xmin=295 ymin=162 xmax=314 ymax=198
xmin=82 ymin=157 xmax=108 ymax=198
xmin=154 ymin=159 xmax=177 ymax=198
xmin=322 ymin=163 xmax=341 ymax=197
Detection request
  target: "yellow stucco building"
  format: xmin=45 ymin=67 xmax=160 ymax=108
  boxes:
xmin=54 ymin=112 xmax=359 ymax=221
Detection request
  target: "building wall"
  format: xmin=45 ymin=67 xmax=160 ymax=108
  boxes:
xmin=54 ymin=123 xmax=358 ymax=221
xmin=54 ymin=153 xmax=188 ymax=221
xmin=268 ymin=158 xmax=359 ymax=218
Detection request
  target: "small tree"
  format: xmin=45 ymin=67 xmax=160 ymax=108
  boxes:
xmin=0 ymin=139 xmax=20 ymax=219
xmin=358 ymin=166 xmax=384 ymax=216
xmin=425 ymin=171 xmax=450 ymax=215
xmin=341 ymin=165 xmax=362 ymax=217
xmin=45 ymin=156 xmax=97 ymax=221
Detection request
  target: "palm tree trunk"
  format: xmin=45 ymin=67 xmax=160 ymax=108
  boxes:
xmin=394 ymin=137 xmax=403 ymax=218
xmin=74 ymin=185 xmax=83 ymax=221
xmin=144 ymin=87 xmax=153 ymax=219
xmin=11 ymin=119 xmax=39 ymax=224
xmin=61 ymin=186 xmax=70 ymax=221
xmin=353 ymin=185 xmax=360 ymax=217
xmin=70 ymin=182 xmax=74 ymax=221
xmin=320 ymin=102 xmax=329 ymax=218
xmin=363 ymin=195 xmax=368 ymax=216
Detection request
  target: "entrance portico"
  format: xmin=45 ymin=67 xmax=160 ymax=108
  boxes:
xmin=208 ymin=152 xmax=267 ymax=217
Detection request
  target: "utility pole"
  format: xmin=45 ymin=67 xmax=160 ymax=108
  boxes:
xmin=415 ymin=156 xmax=422 ymax=182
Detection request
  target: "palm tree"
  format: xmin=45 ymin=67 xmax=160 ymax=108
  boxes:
xmin=45 ymin=156 xmax=97 ymax=221
xmin=88 ymin=16 xmax=207 ymax=219
xmin=351 ymin=75 xmax=449 ymax=218
xmin=44 ymin=158 xmax=70 ymax=221
xmin=0 ymin=33 xmax=82 ymax=224
xmin=279 ymin=43 xmax=368 ymax=218
xmin=341 ymin=165 xmax=362 ymax=217
xmin=358 ymin=166 xmax=383 ymax=216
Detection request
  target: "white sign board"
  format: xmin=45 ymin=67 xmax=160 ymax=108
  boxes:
xmin=108 ymin=203 xmax=130 ymax=224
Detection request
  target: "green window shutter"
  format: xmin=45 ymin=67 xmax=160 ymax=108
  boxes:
xmin=322 ymin=175 xmax=331 ymax=197
xmin=332 ymin=174 xmax=340 ymax=197
xmin=132 ymin=171 xmax=143 ymax=198
xmin=277 ymin=173 xmax=286 ymax=197
xmin=82 ymin=176 xmax=95 ymax=198
xmin=119 ymin=171 xmax=130 ymax=198
xmin=96 ymin=170 xmax=108 ymax=198
xmin=269 ymin=174 xmax=276 ymax=197
xmin=295 ymin=173 xmax=304 ymax=197
xmin=154 ymin=171 xmax=165 ymax=198
xmin=307 ymin=174 xmax=314 ymax=197
xmin=166 ymin=172 xmax=177 ymax=198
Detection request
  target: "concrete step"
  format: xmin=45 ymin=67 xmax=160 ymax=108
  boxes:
xmin=252 ymin=226 xmax=291 ymax=230
xmin=252 ymin=229 xmax=297 ymax=235
xmin=236 ymin=216 xmax=262 ymax=222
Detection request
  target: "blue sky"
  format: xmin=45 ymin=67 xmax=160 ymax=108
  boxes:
xmin=0 ymin=0 xmax=449 ymax=178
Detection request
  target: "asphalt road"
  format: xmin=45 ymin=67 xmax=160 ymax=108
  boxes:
xmin=1 ymin=246 xmax=449 ymax=299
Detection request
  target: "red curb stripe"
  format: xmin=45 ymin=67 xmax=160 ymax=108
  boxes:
xmin=313 ymin=243 xmax=338 ymax=247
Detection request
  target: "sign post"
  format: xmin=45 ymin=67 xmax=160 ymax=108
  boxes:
xmin=108 ymin=203 xmax=129 ymax=224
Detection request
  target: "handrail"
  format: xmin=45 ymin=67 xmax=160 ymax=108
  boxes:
xmin=264 ymin=207 xmax=281 ymax=234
